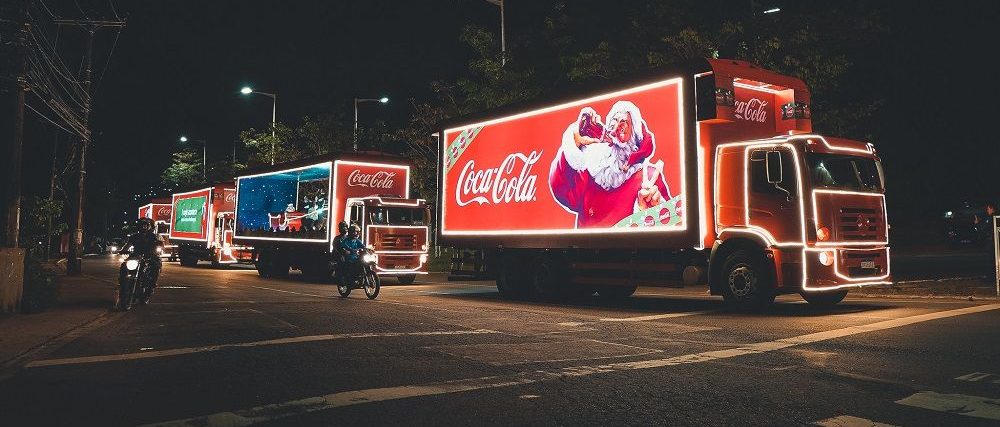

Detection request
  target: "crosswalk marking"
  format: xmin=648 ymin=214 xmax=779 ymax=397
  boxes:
xmin=955 ymin=372 xmax=993 ymax=382
xmin=896 ymin=391 xmax=1000 ymax=421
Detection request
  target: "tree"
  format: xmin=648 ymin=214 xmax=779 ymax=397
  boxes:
xmin=161 ymin=150 xmax=202 ymax=189
xmin=239 ymin=122 xmax=299 ymax=167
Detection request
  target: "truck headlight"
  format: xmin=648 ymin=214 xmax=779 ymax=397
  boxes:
xmin=818 ymin=251 xmax=834 ymax=266
xmin=126 ymin=259 xmax=140 ymax=271
xmin=363 ymin=253 xmax=378 ymax=264
xmin=816 ymin=226 xmax=830 ymax=242
xmin=420 ymin=254 xmax=428 ymax=263
xmin=156 ymin=247 xmax=164 ymax=255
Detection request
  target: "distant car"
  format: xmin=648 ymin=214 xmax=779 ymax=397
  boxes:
xmin=106 ymin=237 xmax=124 ymax=254
xmin=942 ymin=202 xmax=994 ymax=245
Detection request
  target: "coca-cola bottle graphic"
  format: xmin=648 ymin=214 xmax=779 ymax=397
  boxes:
xmin=578 ymin=109 xmax=605 ymax=140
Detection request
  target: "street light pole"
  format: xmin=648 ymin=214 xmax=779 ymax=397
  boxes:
xmin=180 ymin=136 xmax=207 ymax=181
xmin=486 ymin=0 xmax=506 ymax=66
xmin=240 ymin=87 xmax=278 ymax=164
xmin=353 ymin=96 xmax=389 ymax=152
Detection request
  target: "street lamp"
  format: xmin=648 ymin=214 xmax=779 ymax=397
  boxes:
xmin=353 ymin=96 xmax=389 ymax=151
xmin=179 ymin=136 xmax=207 ymax=182
xmin=240 ymin=86 xmax=278 ymax=165
xmin=485 ymin=0 xmax=506 ymax=66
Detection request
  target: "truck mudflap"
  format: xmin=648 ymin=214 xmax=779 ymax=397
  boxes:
xmin=798 ymin=247 xmax=892 ymax=292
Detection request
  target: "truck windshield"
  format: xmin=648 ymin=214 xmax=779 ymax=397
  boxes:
xmin=368 ymin=207 xmax=427 ymax=226
xmin=806 ymin=153 xmax=884 ymax=192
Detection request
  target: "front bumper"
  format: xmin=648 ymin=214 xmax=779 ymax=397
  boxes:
xmin=375 ymin=252 xmax=429 ymax=275
xmin=800 ymin=246 xmax=892 ymax=292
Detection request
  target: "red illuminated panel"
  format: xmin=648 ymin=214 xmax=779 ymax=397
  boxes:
xmin=441 ymin=78 xmax=686 ymax=235
xmin=138 ymin=205 xmax=151 ymax=219
xmin=332 ymin=161 xmax=410 ymax=225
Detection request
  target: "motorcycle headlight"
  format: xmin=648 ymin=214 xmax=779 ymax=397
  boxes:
xmin=362 ymin=253 xmax=378 ymax=264
xmin=126 ymin=259 xmax=140 ymax=271
xmin=110 ymin=246 xmax=117 ymax=252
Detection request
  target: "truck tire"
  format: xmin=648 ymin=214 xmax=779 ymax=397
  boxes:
xmin=397 ymin=274 xmax=416 ymax=285
xmin=596 ymin=285 xmax=637 ymax=299
xmin=529 ymin=253 xmax=566 ymax=301
xmin=717 ymin=249 xmax=776 ymax=311
xmin=256 ymin=252 xmax=273 ymax=278
xmin=496 ymin=252 xmax=529 ymax=299
xmin=801 ymin=289 xmax=848 ymax=306
xmin=179 ymin=255 xmax=198 ymax=267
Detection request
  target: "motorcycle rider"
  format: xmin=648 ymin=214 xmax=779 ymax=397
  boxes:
xmin=338 ymin=224 xmax=366 ymax=280
xmin=332 ymin=221 xmax=349 ymax=284
xmin=118 ymin=217 xmax=164 ymax=304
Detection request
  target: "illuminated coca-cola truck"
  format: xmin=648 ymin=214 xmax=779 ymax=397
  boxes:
xmin=233 ymin=153 xmax=431 ymax=284
xmin=437 ymin=59 xmax=889 ymax=309
xmin=169 ymin=183 xmax=253 ymax=267
xmin=138 ymin=198 xmax=174 ymax=260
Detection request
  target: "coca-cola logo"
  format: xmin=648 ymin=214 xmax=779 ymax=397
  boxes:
xmin=734 ymin=97 xmax=769 ymax=123
xmin=156 ymin=207 xmax=171 ymax=217
xmin=456 ymin=151 xmax=541 ymax=206
xmin=348 ymin=170 xmax=396 ymax=189
xmin=224 ymin=192 xmax=236 ymax=203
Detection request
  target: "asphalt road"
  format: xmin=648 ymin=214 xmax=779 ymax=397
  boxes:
xmin=2 ymin=257 xmax=1000 ymax=426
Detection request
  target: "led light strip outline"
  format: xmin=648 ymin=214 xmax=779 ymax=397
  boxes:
xmin=712 ymin=136 xmax=890 ymax=292
xmin=330 ymin=162 xmax=413 ymax=253
xmin=441 ymin=77 xmax=688 ymax=236
xmin=812 ymin=189 xmax=888 ymax=246
xmin=234 ymin=162 xmax=333 ymax=243
xmin=169 ymin=187 xmax=213 ymax=243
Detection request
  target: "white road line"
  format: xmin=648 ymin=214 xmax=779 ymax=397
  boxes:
xmin=599 ymin=311 xmax=714 ymax=322
xmin=248 ymin=285 xmax=325 ymax=298
xmin=26 ymin=329 xmax=498 ymax=368
xmin=896 ymin=391 xmax=1000 ymax=421
xmin=147 ymin=304 xmax=1000 ymax=427
xmin=814 ymin=415 xmax=896 ymax=426
xmin=955 ymin=372 xmax=993 ymax=382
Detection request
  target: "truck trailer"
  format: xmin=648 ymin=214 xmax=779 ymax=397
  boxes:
xmin=436 ymin=59 xmax=889 ymax=309
xmin=232 ymin=152 xmax=431 ymax=284
xmin=169 ymin=184 xmax=253 ymax=267
xmin=138 ymin=198 xmax=174 ymax=260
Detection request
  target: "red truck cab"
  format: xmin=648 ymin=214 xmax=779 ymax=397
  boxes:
xmin=345 ymin=196 xmax=431 ymax=284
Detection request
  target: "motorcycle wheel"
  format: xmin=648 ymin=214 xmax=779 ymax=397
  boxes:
xmin=364 ymin=268 xmax=380 ymax=300
xmin=337 ymin=283 xmax=352 ymax=297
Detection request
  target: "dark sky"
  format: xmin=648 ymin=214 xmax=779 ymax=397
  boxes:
xmin=11 ymin=0 xmax=1000 ymax=232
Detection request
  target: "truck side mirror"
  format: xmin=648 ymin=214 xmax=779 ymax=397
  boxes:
xmin=766 ymin=151 xmax=783 ymax=184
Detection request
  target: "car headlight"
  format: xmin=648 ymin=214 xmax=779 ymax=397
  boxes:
xmin=362 ymin=253 xmax=378 ymax=264
xmin=126 ymin=260 xmax=140 ymax=271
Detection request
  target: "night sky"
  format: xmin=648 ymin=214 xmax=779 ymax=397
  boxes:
xmin=9 ymin=0 xmax=1000 ymax=235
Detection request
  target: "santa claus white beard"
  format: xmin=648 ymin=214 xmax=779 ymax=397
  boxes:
xmin=583 ymin=141 xmax=642 ymax=191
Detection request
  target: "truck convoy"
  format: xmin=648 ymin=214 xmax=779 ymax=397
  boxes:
xmin=137 ymin=198 xmax=174 ymax=260
xmin=436 ymin=59 xmax=889 ymax=309
xmin=169 ymin=183 xmax=253 ymax=266
xmin=232 ymin=152 xmax=431 ymax=284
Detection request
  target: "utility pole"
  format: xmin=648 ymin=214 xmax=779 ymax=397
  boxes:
xmin=54 ymin=18 xmax=126 ymax=275
xmin=45 ymin=133 xmax=58 ymax=260
xmin=3 ymin=1 xmax=31 ymax=249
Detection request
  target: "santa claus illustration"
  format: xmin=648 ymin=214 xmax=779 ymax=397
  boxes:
xmin=549 ymin=101 xmax=672 ymax=228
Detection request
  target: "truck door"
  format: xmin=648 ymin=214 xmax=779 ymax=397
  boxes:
xmin=747 ymin=148 xmax=801 ymax=244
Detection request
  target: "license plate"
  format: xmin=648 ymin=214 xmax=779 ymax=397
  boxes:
xmin=860 ymin=261 xmax=876 ymax=269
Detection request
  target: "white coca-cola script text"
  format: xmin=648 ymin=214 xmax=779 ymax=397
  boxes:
xmin=348 ymin=170 xmax=397 ymax=189
xmin=456 ymin=151 xmax=542 ymax=206
xmin=734 ymin=97 xmax=769 ymax=123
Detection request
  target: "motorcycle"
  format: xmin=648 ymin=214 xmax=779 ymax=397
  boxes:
xmin=116 ymin=252 xmax=157 ymax=311
xmin=337 ymin=248 xmax=380 ymax=300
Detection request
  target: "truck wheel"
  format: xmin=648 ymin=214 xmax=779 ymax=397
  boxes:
xmin=256 ymin=252 xmax=273 ymax=278
xmin=496 ymin=252 xmax=529 ymax=299
xmin=397 ymin=274 xmax=416 ymax=285
xmin=801 ymin=289 xmax=848 ymax=306
xmin=179 ymin=255 xmax=198 ymax=267
xmin=529 ymin=254 xmax=565 ymax=301
xmin=596 ymin=285 xmax=637 ymax=299
xmin=717 ymin=249 xmax=776 ymax=311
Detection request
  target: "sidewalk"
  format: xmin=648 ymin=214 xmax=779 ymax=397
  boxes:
xmin=0 ymin=273 xmax=115 ymax=371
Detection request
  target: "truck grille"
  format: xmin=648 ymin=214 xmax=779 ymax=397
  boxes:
xmin=837 ymin=207 xmax=885 ymax=242
xmin=379 ymin=234 xmax=417 ymax=250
